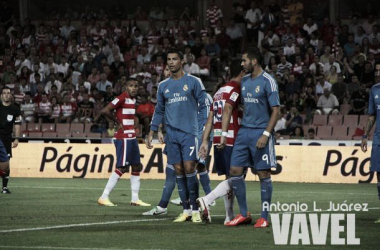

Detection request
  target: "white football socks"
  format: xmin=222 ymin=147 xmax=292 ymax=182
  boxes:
xmin=101 ymin=170 xmax=122 ymax=199
xmin=130 ymin=173 xmax=140 ymax=202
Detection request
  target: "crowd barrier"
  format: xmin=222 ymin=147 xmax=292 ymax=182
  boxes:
xmin=11 ymin=143 xmax=376 ymax=184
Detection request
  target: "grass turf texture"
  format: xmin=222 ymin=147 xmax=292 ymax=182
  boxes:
xmin=1 ymin=178 xmax=380 ymax=250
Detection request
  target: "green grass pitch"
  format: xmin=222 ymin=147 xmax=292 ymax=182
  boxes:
xmin=1 ymin=178 xmax=380 ymax=250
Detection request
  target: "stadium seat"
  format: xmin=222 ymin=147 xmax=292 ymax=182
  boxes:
xmin=343 ymin=115 xmax=359 ymax=127
xmin=332 ymin=126 xmax=348 ymax=139
xmin=41 ymin=123 xmax=55 ymax=132
xmin=339 ymin=104 xmax=351 ymax=115
xmin=43 ymin=132 xmax=57 ymax=138
xmin=84 ymin=123 xmax=94 ymax=133
xmin=19 ymin=123 xmax=27 ymax=132
xmin=312 ymin=115 xmax=328 ymax=126
xmin=28 ymin=132 xmax=43 ymax=138
xmin=316 ymin=126 xmax=332 ymax=139
xmin=70 ymin=123 xmax=84 ymax=133
xmin=86 ymin=132 xmax=101 ymax=138
xmin=27 ymin=123 xmax=41 ymax=132
xmin=71 ymin=132 xmax=86 ymax=138
xmin=358 ymin=115 xmax=369 ymax=128
xmin=327 ymin=115 xmax=343 ymax=126
xmin=280 ymin=135 xmax=290 ymax=139
xmin=57 ymin=132 xmax=72 ymax=138
xmin=302 ymin=125 xmax=316 ymax=134
xmin=56 ymin=124 xmax=70 ymax=133
xmin=20 ymin=131 xmax=29 ymax=138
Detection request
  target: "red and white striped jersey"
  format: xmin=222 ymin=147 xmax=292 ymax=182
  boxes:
xmin=211 ymin=81 xmax=241 ymax=146
xmin=111 ymin=92 xmax=136 ymax=139
xmin=61 ymin=102 xmax=77 ymax=117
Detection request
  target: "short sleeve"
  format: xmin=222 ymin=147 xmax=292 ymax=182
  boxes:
xmin=225 ymin=84 xmax=241 ymax=108
xmin=110 ymin=93 xmax=125 ymax=109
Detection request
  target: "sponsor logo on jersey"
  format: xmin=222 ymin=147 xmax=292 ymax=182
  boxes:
xmin=7 ymin=114 xmax=13 ymax=122
xmin=112 ymin=98 xmax=119 ymax=105
xmin=230 ymin=92 xmax=239 ymax=102
xmin=183 ymin=84 xmax=188 ymax=91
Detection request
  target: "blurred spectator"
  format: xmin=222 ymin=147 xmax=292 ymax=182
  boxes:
xmin=348 ymin=83 xmax=369 ymax=115
xmin=285 ymin=105 xmax=303 ymax=134
xmin=197 ymin=48 xmax=211 ymax=76
xmin=73 ymin=93 xmax=94 ymax=123
xmin=305 ymin=128 xmax=318 ymax=140
xmin=315 ymin=88 xmax=339 ymax=115
xmin=184 ymin=54 xmax=201 ymax=77
xmin=206 ymin=0 xmax=223 ymax=28
xmin=288 ymin=0 xmax=303 ymax=26
xmin=60 ymin=93 xmax=76 ymax=123
xmin=290 ymin=126 xmax=304 ymax=139
xmin=136 ymin=94 xmax=155 ymax=137
xmin=35 ymin=92 xmax=52 ymax=124
xmin=49 ymin=96 xmax=61 ymax=124
xmin=331 ymin=74 xmax=346 ymax=105
xmin=245 ymin=1 xmax=261 ymax=44
xmin=45 ymin=73 xmax=62 ymax=94
xmin=96 ymin=73 xmax=112 ymax=96
xmin=20 ymin=92 xmax=35 ymax=123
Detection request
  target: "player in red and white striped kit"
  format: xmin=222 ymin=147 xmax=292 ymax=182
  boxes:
xmin=98 ymin=78 xmax=150 ymax=207
xmin=197 ymin=59 xmax=245 ymax=224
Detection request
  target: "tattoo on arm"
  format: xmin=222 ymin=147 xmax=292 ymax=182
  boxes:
xmin=365 ymin=116 xmax=375 ymax=136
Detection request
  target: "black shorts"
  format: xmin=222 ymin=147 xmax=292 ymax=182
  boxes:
xmin=0 ymin=136 xmax=12 ymax=158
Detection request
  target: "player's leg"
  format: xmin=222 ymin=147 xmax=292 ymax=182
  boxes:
xmin=225 ymin=128 xmax=252 ymax=226
xmin=197 ymin=146 xmax=234 ymax=223
xmin=98 ymin=138 xmax=128 ymax=206
xmin=1 ymin=138 xmax=11 ymax=194
xmin=253 ymin=133 xmax=276 ymax=228
xmin=197 ymin=139 xmax=211 ymax=196
xmin=173 ymin=163 xmax=193 ymax=222
xmin=143 ymin=163 xmax=176 ymax=215
xmin=126 ymin=138 xmax=150 ymax=206
xmin=370 ymin=145 xmax=380 ymax=223
xmin=182 ymin=134 xmax=202 ymax=223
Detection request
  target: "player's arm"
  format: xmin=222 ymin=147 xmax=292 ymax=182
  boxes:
xmin=100 ymin=104 xmax=121 ymax=129
xmin=361 ymin=90 xmax=375 ymax=152
xmin=217 ymin=103 xmax=234 ymax=149
xmin=147 ymin=84 xmax=165 ymax=149
xmin=199 ymin=110 xmax=213 ymax=158
xmin=13 ymin=115 xmax=22 ymax=148
xmin=257 ymin=105 xmax=281 ymax=148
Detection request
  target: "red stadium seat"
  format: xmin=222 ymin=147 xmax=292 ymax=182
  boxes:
xmin=327 ymin=115 xmax=343 ymax=126
xmin=41 ymin=123 xmax=55 ymax=132
xmin=343 ymin=115 xmax=358 ymax=127
xmin=57 ymin=132 xmax=72 ymax=138
xmin=27 ymin=123 xmax=41 ymax=132
xmin=316 ymin=126 xmax=332 ymax=139
xmin=56 ymin=124 xmax=70 ymax=133
xmin=43 ymin=132 xmax=57 ymax=138
xmin=84 ymin=123 xmax=94 ymax=133
xmin=339 ymin=104 xmax=351 ymax=115
xmin=86 ymin=132 xmax=101 ymax=138
xmin=332 ymin=126 xmax=348 ymax=139
xmin=71 ymin=132 xmax=86 ymax=138
xmin=358 ymin=115 xmax=369 ymax=128
xmin=70 ymin=123 xmax=84 ymax=134
xmin=28 ymin=132 xmax=43 ymax=137
xmin=312 ymin=115 xmax=328 ymax=126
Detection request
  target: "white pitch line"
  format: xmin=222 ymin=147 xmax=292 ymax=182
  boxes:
xmin=0 ymin=247 xmax=170 ymax=250
xmin=0 ymin=218 xmax=171 ymax=233
xmin=11 ymin=186 xmax=376 ymax=196
xmin=2 ymin=208 xmax=379 ymax=234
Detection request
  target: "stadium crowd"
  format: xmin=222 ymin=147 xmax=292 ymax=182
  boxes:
xmin=0 ymin=0 xmax=379 ymax=139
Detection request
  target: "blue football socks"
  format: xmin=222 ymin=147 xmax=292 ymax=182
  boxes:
xmin=230 ymin=175 xmax=248 ymax=217
xmin=186 ymin=171 xmax=199 ymax=210
xmin=176 ymin=174 xmax=190 ymax=210
xmin=199 ymin=171 xmax=211 ymax=195
xmin=260 ymin=177 xmax=273 ymax=220
xmin=158 ymin=165 xmax=176 ymax=208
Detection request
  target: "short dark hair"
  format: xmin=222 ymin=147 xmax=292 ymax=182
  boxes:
xmin=244 ymin=48 xmax=263 ymax=66
xmin=126 ymin=78 xmax=138 ymax=85
xmin=167 ymin=49 xmax=184 ymax=60
xmin=1 ymin=86 xmax=11 ymax=94
xmin=229 ymin=59 xmax=243 ymax=78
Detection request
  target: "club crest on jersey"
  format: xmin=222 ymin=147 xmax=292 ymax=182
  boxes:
xmin=255 ymin=86 xmax=260 ymax=93
xmin=7 ymin=114 xmax=13 ymax=122
xmin=183 ymin=84 xmax=188 ymax=91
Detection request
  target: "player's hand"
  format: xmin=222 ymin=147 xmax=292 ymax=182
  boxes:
xmin=217 ymin=136 xmax=226 ymax=150
xmin=199 ymin=141 xmax=209 ymax=159
xmin=115 ymin=122 xmax=123 ymax=132
xmin=256 ymin=135 xmax=269 ymax=148
xmin=12 ymin=139 xmax=19 ymax=148
xmin=157 ymin=131 xmax=165 ymax=144
xmin=361 ymin=138 xmax=367 ymax=152
xmin=145 ymin=131 xmax=154 ymax=149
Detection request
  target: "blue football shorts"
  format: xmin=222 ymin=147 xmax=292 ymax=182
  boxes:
xmin=165 ymin=126 xmax=198 ymax=165
xmin=113 ymin=138 xmax=141 ymax=167
xmin=230 ymin=127 xmax=277 ymax=170
xmin=214 ymin=145 xmax=233 ymax=176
